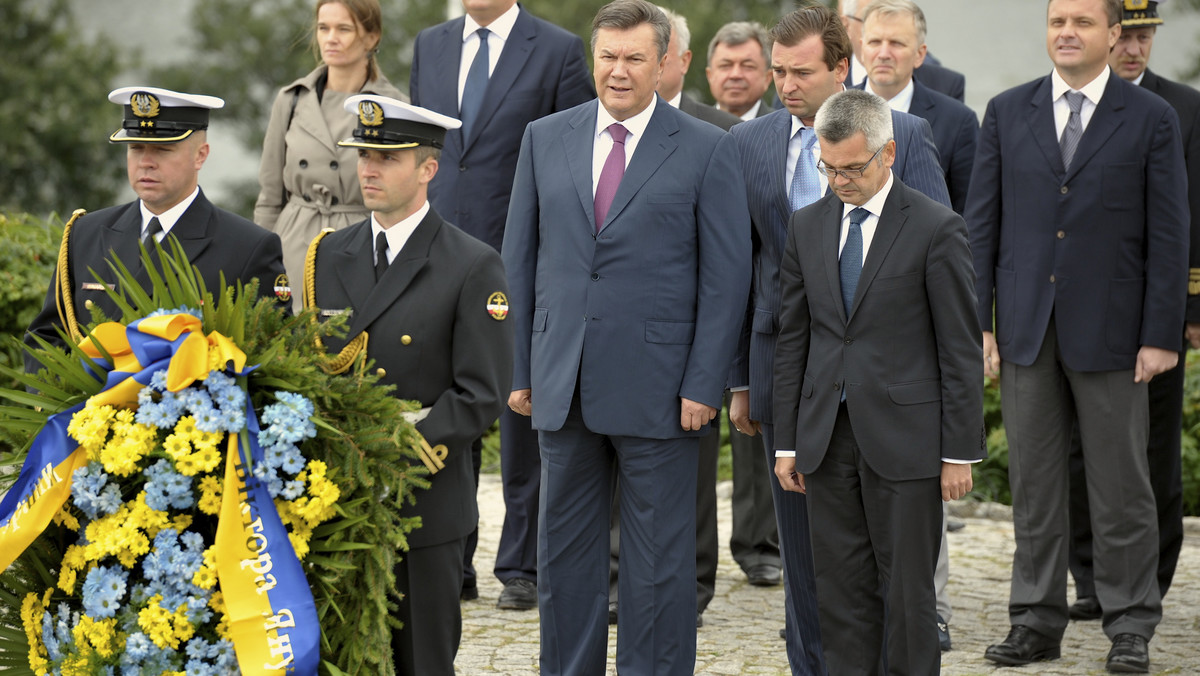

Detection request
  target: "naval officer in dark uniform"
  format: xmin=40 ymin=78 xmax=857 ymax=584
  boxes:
xmin=304 ymin=95 xmax=513 ymax=676
xmin=25 ymin=86 xmax=288 ymax=371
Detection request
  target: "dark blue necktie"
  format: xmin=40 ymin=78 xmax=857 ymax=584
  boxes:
xmin=840 ymin=207 xmax=868 ymax=316
xmin=460 ymin=28 xmax=490 ymax=139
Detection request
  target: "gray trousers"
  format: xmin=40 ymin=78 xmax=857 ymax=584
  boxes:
xmin=1001 ymin=318 xmax=1161 ymax=640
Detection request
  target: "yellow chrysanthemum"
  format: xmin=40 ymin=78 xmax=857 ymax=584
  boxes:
xmin=99 ymin=436 xmax=148 ymax=477
xmin=288 ymin=531 xmax=310 ymax=560
xmin=192 ymin=444 xmax=222 ymax=474
xmin=67 ymin=405 xmax=115 ymax=458
xmin=72 ymin=615 xmax=120 ymax=658
xmin=163 ymin=433 xmax=191 ymax=461
xmin=22 ymin=593 xmax=49 ymax=675
xmin=197 ymin=475 xmax=222 ymax=515
xmin=175 ymin=453 xmax=202 ymax=477
xmin=173 ymin=514 xmax=194 ymax=531
xmin=138 ymin=595 xmax=180 ymax=650
xmin=52 ymin=504 xmax=80 ymax=531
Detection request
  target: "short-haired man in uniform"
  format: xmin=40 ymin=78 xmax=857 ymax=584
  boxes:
xmin=304 ymin=95 xmax=512 ymax=676
xmin=25 ymin=86 xmax=289 ymax=370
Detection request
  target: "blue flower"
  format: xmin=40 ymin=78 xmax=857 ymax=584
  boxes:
xmin=149 ymin=370 xmax=169 ymax=391
xmin=144 ymin=459 xmax=193 ymax=510
xmin=71 ymin=462 xmax=111 ymax=519
xmin=281 ymin=479 xmax=305 ymax=500
xmin=96 ymin=482 xmax=123 ymax=516
xmin=280 ymin=447 xmax=306 ymax=475
xmin=82 ymin=565 xmax=128 ymax=619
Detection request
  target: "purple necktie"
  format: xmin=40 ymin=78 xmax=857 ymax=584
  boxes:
xmin=594 ymin=123 xmax=628 ymax=232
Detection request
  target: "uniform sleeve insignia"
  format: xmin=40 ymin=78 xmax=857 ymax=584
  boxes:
xmin=487 ymin=291 xmax=509 ymax=321
xmin=274 ymin=274 xmax=292 ymax=303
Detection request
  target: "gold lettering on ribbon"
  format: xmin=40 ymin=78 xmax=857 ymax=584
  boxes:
xmin=264 ymin=631 xmax=295 ymax=669
xmin=0 ymin=463 xmax=64 ymax=536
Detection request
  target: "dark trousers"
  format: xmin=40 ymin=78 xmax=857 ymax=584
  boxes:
xmin=762 ymin=422 xmax=826 ymax=675
xmin=807 ymin=404 xmax=941 ymax=675
xmin=1002 ymin=318 xmax=1160 ymax=640
xmin=609 ymin=419 xmax=718 ymax=613
xmin=495 ymin=406 xmax=540 ymax=583
xmin=393 ymin=536 xmax=468 ymax=676
xmin=462 ymin=436 xmax=482 ymax=589
xmin=538 ymin=395 xmax=699 ymax=676
xmin=729 ymin=396 xmax=781 ymax=574
xmin=1068 ymin=348 xmax=1185 ymax=601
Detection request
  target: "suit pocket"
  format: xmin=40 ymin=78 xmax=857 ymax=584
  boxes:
xmin=1101 ymin=162 xmax=1144 ymax=212
xmin=645 ymin=319 xmax=696 ymax=344
xmin=532 ymin=307 xmax=548 ymax=332
xmin=647 ymin=192 xmax=692 ymax=204
xmin=871 ymin=271 xmax=921 ymax=291
xmin=888 ymin=379 xmax=941 ymax=405
xmin=752 ymin=308 xmax=776 ymax=334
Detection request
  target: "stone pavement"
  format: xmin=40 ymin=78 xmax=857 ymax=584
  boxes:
xmin=458 ymin=474 xmax=1200 ymax=674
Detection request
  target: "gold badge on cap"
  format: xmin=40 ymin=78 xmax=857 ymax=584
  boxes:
xmin=487 ymin=291 xmax=509 ymax=321
xmin=274 ymin=274 xmax=292 ymax=303
xmin=130 ymin=92 xmax=161 ymax=129
xmin=359 ymin=100 xmax=384 ymax=138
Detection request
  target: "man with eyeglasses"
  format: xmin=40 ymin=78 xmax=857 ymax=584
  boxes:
xmin=773 ymin=87 xmax=982 ymax=675
xmin=727 ymin=6 xmax=948 ymax=673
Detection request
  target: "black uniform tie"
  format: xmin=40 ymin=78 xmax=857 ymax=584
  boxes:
xmin=375 ymin=231 xmax=389 ymax=281
xmin=142 ymin=217 xmax=163 ymax=250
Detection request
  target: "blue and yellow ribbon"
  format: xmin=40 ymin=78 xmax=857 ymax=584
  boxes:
xmin=0 ymin=313 xmax=319 ymax=674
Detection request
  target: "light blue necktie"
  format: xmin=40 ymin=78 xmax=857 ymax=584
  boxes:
xmin=789 ymin=127 xmax=821 ymax=212
xmin=840 ymin=207 xmax=868 ymax=317
xmin=460 ymin=28 xmax=490 ymax=139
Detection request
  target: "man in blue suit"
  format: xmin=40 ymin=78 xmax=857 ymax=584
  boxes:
xmin=409 ymin=0 xmax=594 ymax=610
xmin=968 ymin=0 xmax=1188 ymax=671
xmin=728 ymin=6 xmax=949 ymax=673
xmin=502 ymin=2 xmax=750 ymax=673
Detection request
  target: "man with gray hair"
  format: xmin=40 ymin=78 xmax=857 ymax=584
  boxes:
xmin=773 ymin=87 xmax=982 ymax=674
xmin=502 ymin=0 xmax=750 ymax=673
xmin=707 ymin=21 xmax=775 ymax=119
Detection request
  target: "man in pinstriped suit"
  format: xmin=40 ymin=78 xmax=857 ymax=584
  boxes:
xmin=728 ymin=6 xmax=949 ymax=673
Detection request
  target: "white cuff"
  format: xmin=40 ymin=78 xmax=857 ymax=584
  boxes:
xmin=774 ymin=450 xmax=796 ymax=458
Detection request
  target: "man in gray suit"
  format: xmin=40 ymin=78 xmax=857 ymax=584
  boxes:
xmin=728 ymin=6 xmax=950 ymax=672
xmin=773 ymin=87 xmax=983 ymax=676
xmin=707 ymin=21 xmax=775 ymax=120
xmin=502 ymin=1 xmax=750 ymax=673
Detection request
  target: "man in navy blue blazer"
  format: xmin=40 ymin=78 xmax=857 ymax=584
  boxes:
xmin=968 ymin=0 xmax=1188 ymax=671
xmin=409 ymin=0 xmax=594 ymax=610
xmin=727 ymin=6 xmax=949 ymax=674
xmin=502 ymin=2 xmax=750 ymax=673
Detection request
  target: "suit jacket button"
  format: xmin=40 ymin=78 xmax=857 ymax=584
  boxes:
xmin=85 ymin=299 xmax=94 ymax=310
xmin=844 ymin=337 xmax=853 ymax=344
xmin=1060 ymin=185 xmax=1068 ymax=194
xmin=1057 ymin=230 xmax=1065 ymax=239
xmin=459 ymin=164 xmax=467 ymax=172
xmin=299 ymin=159 xmax=309 ymax=169
xmin=833 ymin=383 xmax=841 ymax=390
xmin=1049 ymin=274 xmax=1056 ymax=283
xmin=330 ymin=160 xmax=339 ymax=170
xmin=401 ymin=335 xmax=412 ymax=345
xmin=591 ymin=273 xmax=599 ymax=281
xmin=376 ymin=368 xmax=386 ymax=377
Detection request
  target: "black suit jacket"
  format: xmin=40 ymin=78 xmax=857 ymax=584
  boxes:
xmin=410 ymin=7 xmax=594 ymax=252
xmin=1141 ymin=68 xmax=1200 ymax=324
xmin=25 ymin=189 xmax=287 ymax=372
xmin=773 ymin=178 xmax=983 ymax=479
xmin=914 ymin=61 xmax=965 ymax=103
xmin=679 ymin=93 xmax=741 ymax=131
xmin=309 ymin=209 xmax=513 ymax=548
xmin=908 ymin=80 xmax=979 ymax=214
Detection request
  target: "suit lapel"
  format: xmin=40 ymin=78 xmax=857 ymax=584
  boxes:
xmin=433 ymin=19 xmax=467 ymax=159
xmin=345 ymin=211 xmax=440 ymax=336
xmin=848 ymin=183 xmax=908 ymax=322
xmin=768 ymin=110 xmax=794 ymax=244
xmin=564 ymin=103 xmax=600 ymax=231
xmin=1064 ymin=73 xmax=1125 ymax=182
xmin=168 ymin=191 xmax=216 ymax=268
xmin=1026 ymin=76 xmax=1066 ymax=176
xmin=909 ymin=81 xmax=939 ymax=129
xmin=463 ymin=12 xmax=535 ymax=152
xmin=820 ymin=196 xmax=849 ymax=325
xmin=100 ymin=203 xmax=143 ymax=282
xmin=602 ymin=99 xmax=679 ymax=230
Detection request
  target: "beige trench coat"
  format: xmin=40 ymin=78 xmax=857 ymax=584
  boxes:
xmin=254 ymin=65 xmax=406 ymax=308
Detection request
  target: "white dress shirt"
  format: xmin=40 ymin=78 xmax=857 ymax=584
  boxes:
xmin=1051 ymin=65 xmax=1110 ymax=138
xmin=591 ymin=96 xmax=657 ymax=198
xmin=139 ymin=187 xmax=200 ymax=241
xmin=457 ymin=4 xmax=520 ymax=110
xmin=870 ymin=78 xmax=915 ymax=114
xmin=371 ymin=201 xmax=430 ymax=264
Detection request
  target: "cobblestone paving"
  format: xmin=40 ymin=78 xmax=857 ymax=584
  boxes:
xmin=459 ymin=474 xmax=1200 ymax=674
